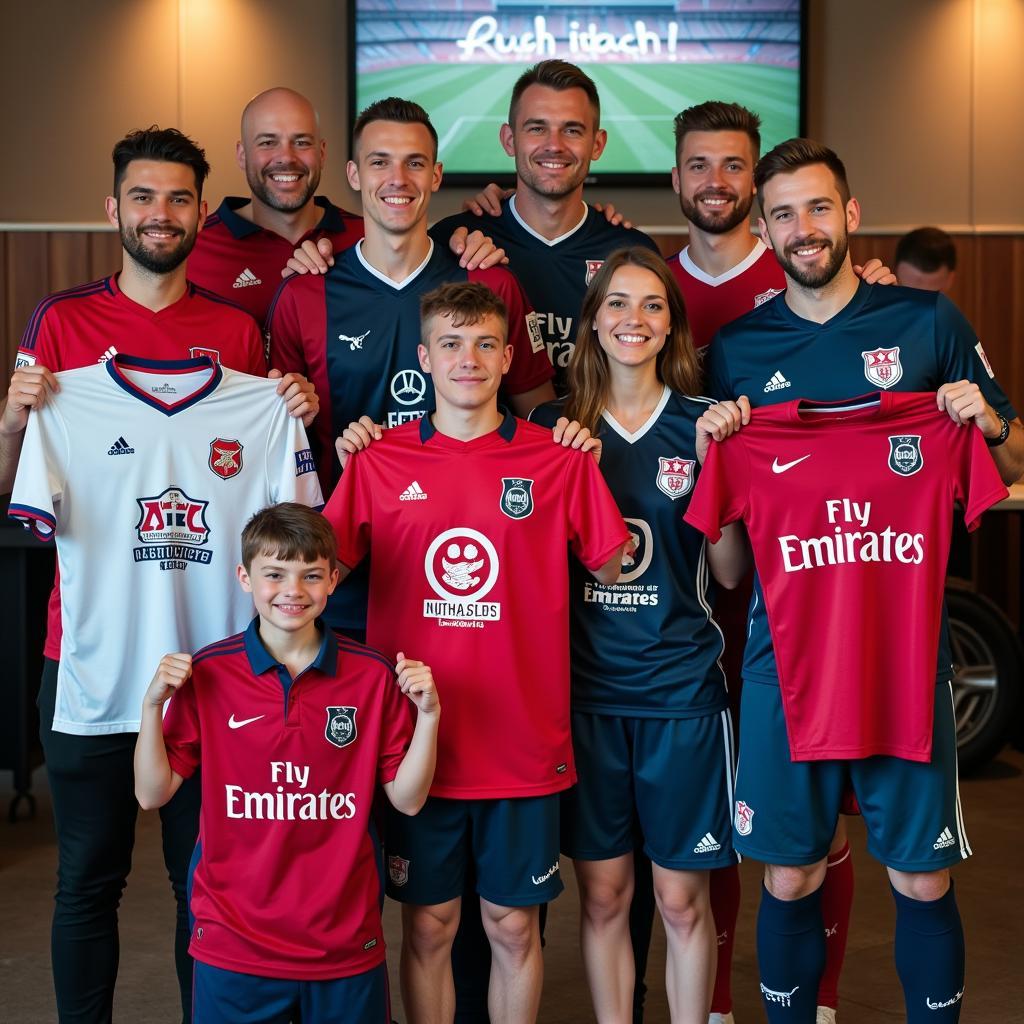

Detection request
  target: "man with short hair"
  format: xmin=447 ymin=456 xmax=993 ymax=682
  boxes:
xmin=895 ymin=227 xmax=958 ymax=293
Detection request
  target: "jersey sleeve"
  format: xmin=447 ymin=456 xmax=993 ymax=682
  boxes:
xmin=934 ymin=294 xmax=1018 ymax=419
xmin=705 ymin=337 xmax=733 ymax=402
xmin=377 ymin=665 xmax=415 ymax=786
xmin=8 ymin=399 xmax=69 ymax=540
xmin=951 ymin=424 xmax=1010 ymax=531
xmin=683 ymin=434 xmax=751 ymax=543
xmin=526 ymin=400 xmax=565 ymax=429
xmin=322 ymin=449 xmax=374 ymax=571
xmin=265 ymin=278 xmax=312 ymax=377
xmin=16 ymin=301 xmax=65 ymax=371
xmin=265 ymin=395 xmax=324 ymax=511
xmin=242 ymin=319 xmax=268 ymax=376
xmin=563 ymin=448 xmax=629 ymax=571
xmin=162 ymin=675 xmax=202 ymax=780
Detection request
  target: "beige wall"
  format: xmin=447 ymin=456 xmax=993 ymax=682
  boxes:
xmin=1 ymin=0 xmax=1021 ymax=231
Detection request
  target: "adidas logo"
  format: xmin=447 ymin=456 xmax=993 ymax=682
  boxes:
xmin=763 ymin=370 xmax=791 ymax=393
xmin=933 ymin=827 xmax=956 ymax=850
xmin=399 ymin=481 xmax=428 ymax=501
xmin=693 ymin=832 xmax=722 ymax=854
xmin=107 ymin=436 xmax=135 ymax=456
xmin=97 ymin=346 xmax=118 ymax=364
xmin=232 ymin=268 xmax=262 ymax=289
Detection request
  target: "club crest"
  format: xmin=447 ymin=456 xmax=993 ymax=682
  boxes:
xmin=585 ymin=259 xmax=604 ymax=285
xmin=888 ymin=435 xmax=923 ymax=476
xmin=861 ymin=346 xmax=903 ymax=389
xmin=734 ymin=800 xmax=755 ymax=836
xmin=189 ymin=346 xmax=220 ymax=363
xmin=500 ymin=477 xmax=535 ymax=519
xmin=209 ymin=438 xmax=243 ymax=479
xmin=656 ymin=457 xmax=695 ymax=500
xmin=754 ymin=287 xmax=783 ymax=308
xmin=325 ymin=706 xmax=358 ymax=749
xmin=388 ymin=855 xmax=409 ymax=887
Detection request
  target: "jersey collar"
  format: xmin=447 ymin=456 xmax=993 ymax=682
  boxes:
xmin=600 ymin=386 xmax=672 ymax=443
xmin=679 ymin=239 xmax=767 ymax=286
xmin=244 ymin=616 xmax=338 ymax=677
xmin=355 ymin=238 xmax=434 ymax=289
xmin=105 ymin=353 xmax=223 ymax=415
xmin=509 ymin=195 xmax=589 ymax=246
xmin=419 ymin=407 xmax=518 ymax=445
xmin=213 ymin=195 xmax=348 ymax=240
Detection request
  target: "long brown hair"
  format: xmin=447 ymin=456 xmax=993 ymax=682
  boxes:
xmin=564 ymin=247 xmax=702 ymax=433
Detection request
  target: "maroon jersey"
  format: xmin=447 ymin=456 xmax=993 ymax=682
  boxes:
xmin=163 ymin=621 xmax=413 ymax=979
xmin=684 ymin=392 xmax=1006 ymax=762
xmin=189 ymin=196 xmax=364 ymax=323
xmin=324 ymin=412 xmax=628 ymax=798
xmin=668 ymin=241 xmax=785 ymax=350
xmin=14 ymin=274 xmax=267 ymax=660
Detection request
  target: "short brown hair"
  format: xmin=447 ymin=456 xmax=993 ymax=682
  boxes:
xmin=754 ymin=138 xmax=851 ymax=206
xmin=673 ymin=101 xmax=761 ymax=161
xmin=508 ymin=60 xmax=600 ymax=129
xmin=352 ymin=97 xmax=438 ymax=161
xmin=241 ymin=503 xmax=336 ymax=570
xmin=420 ymin=282 xmax=508 ymax=346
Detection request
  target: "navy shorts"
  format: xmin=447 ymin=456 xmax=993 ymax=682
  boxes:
xmin=562 ymin=710 xmax=738 ymax=870
xmin=733 ymin=680 xmax=971 ymax=871
xmin=385 ymin=794 xmax=563 ymax=907
xmin=192 ymin=960 xmax=388 ymax=1024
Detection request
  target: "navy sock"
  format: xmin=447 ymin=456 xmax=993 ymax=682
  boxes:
xmin=756 ymin=883 xmax=824 ymax=1022
xmin=893 ymin=882 xmax=965 ymax=1022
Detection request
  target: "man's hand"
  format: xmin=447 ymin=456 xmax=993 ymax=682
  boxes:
xmin=591 ymin=202 xmax=634 ymax=230
xmin=936 ymin=380 xmax=1003 ymax=435
xmin=552 ymin=416 xmax=602 ymax=463
xmin=2 ymin=364 xmax=59 ymax=434
xmin=853 ymin=258 xmax=897 ymax=286
xmin=448 ymin=228 xmax=508 ymax=270
xmin=335 ymin=415 xmax=384 ymax=472
xmin=144 ymin=654 xmax=192 ymax=708
xmin=463 ymin=183 xmax=513 ymax=217
xmin=283 ymin=237 xmax=334 ymax=277
xmin=695 ymin=396 xmax=751 ymax=465
xmin=267 ymin=369 xmax=319 ymax=426
xmin=395 ymin=652 xmax=439 ymax=715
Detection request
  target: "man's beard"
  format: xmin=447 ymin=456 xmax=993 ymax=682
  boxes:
xmin=679 ymin=188 xmax=753 ymax=234
xmin=120 ymin=221 xmax=195 ymax=274
xmin=776 ymin=232 xmax=849 ymax=288
xmin=516 ymin=154 xmax=589 ymax=200
xmin=247 ymin=163 xmax=320 ymax=213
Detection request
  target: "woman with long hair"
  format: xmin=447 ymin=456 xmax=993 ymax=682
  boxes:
xmin=532 ymin=246 xmax=749 ymax=1023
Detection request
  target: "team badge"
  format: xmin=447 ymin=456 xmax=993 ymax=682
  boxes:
xmin=209 ymin=438 xmax=244 ymax=479
xmin=656 ymin=457 xmax=695 ymax=500
xmin=754 ymin=287 xmax=783 ymax=308
xmin=388 ymin=855 xmax=410 ymax=887
xmin=15 ymin=352 xmax=36 ymax=369
xmin=734 ymin=800 xmax=755 ymax=836
xmin=189 ymin=346 xmax=220 ymax=363
xmin=861 ymin=346 xmax=903 ymax=389
xmin=325 ymin=706 xmax=358 ymax=749
xmin=134 ymin=487 xmax=212 ymax=570
xmin=888 ymin=435 xmax=923 ymax=476
xmin=584 ymin=259 xmax=604 ymax=285
xmin=500 ymin=478 xmax=534 ymax=519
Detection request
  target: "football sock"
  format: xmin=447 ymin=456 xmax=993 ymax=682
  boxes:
xmin=756 ymin=883 xmax=825 ymax=1023
xmin=892 ymin=882 xmax=965 ymax=1022
xmin=709 ymin=864 xmax=741 ymax=1014
xmin=816 ymin=841 xmax=853 ymax=1008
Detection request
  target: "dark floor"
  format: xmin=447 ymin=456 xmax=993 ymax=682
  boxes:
xmin=2 ymin=751 xmax=1023 ymax=1023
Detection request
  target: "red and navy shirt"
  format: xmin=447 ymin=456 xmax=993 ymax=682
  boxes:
xmin=685 ymin=392 xmax=1007 ymax=762
xmin=163 ymin=619 xmax=413 ymax=980
xmin=189 ymin=196 xmax=364 ymax=323
xmin=14 ymin=274 xmax=266 ymax=661
xmin=324 ymin=411 xmax=629 ymax=799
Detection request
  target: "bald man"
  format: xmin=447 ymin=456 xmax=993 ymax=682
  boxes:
xmin=190 ymin=87 xmax=500 ymax=322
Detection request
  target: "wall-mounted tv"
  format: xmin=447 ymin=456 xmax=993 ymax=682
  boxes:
xmin=349 ymin=0 xmax=805 ymax=185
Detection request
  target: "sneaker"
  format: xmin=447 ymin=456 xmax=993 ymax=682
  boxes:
xmin=816 ymin=1008 xmax=837 ymax=1024
xmin=708 ymin=1014 xmax=735 ymax=1024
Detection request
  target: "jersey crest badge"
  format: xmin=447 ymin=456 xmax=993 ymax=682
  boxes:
xmin=500 ymin=478 xmax=534 ymax=519
xmin=189 ymin=346 xmax=220 ymax=363
xmin=734 ymin=800 xmax=755 ymax=836
xmin=209 ymin=438 xmax=244 ymax=479
xmin=585 ymin=260 xmax=604 ymax=285
xmin=754 ymin=287 xmax=783 ymax=308
xmin=325 ymin=706 xmax=358 ymax=749
xmin=888 ymin=435 xmax=923 ymax=476
xmin=656 ymin=457 xmax=695 ymax=499
xmin=388 ymin=855 xmax=410 ymax=887
xmin=861 ymin=346 xmax=903 ymax=388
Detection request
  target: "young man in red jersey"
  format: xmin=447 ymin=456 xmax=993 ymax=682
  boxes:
xmin=135 ymin=502 xmax=439 ymax=1024
xmin=325 ymin=282 xmax=628 ymax=1024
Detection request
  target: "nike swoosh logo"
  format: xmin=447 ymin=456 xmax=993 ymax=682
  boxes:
xmin=772 ymin=455 xmax=811 ymax=474
xmin=228 ymin=714 xmax=265 ymax=730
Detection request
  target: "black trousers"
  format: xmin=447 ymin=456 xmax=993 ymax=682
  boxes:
xmin=39 ymin=657 xmax=200 ymax=1024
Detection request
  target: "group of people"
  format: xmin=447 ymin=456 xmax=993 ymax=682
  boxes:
xmin=2 ymin=56 xmax=1021 ymax=1024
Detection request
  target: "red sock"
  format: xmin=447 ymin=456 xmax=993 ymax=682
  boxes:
xmin=816 ymin=841 xmax=854 ymax=1008
xmin=709 ymin=864 xmax=741 ymax=1014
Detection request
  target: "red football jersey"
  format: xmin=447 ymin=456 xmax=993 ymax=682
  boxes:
xmin=189 ymin=196 xmax=364 ymax=323
xmin=668 ymin=241 xmax=785 ymax=350
xmin=684 ymin=392 xmax=1007 ymax=762
xmin=324 ymin=413 xmax=628 ymax=798
xmin=163 ymin=622 xmax=413 ymax=980
xmin=14 ymin=274 xmax=267 ymax=660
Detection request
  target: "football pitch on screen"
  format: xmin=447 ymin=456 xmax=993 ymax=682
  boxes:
xmin=358 ymin=62 xmax=798 ymax=175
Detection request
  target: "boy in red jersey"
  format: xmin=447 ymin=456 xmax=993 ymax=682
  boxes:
xmin=135 ymin=503 xmax=440 ymax=1024
xmin=325 ymin=281 xmax=629 ymax=1024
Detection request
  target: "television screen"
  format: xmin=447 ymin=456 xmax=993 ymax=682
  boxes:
xmin=350 ymin=0 xmax=805 ymax=184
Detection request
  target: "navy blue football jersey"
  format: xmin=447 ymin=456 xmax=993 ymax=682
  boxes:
xmin=707 ymin=281 xmax=1017 ymax=686
xmin=433 ymin=198 xmax=660 ymax=393
xmin=532 ymin=389 xmax=728 ymax=717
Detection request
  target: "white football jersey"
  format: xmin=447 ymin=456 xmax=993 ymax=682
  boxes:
xmin=10 ymin=355 xmax=323 ymax=734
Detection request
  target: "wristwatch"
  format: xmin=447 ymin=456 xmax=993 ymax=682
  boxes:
xmin=986 ymin=412 xmax=1010 ymax=448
